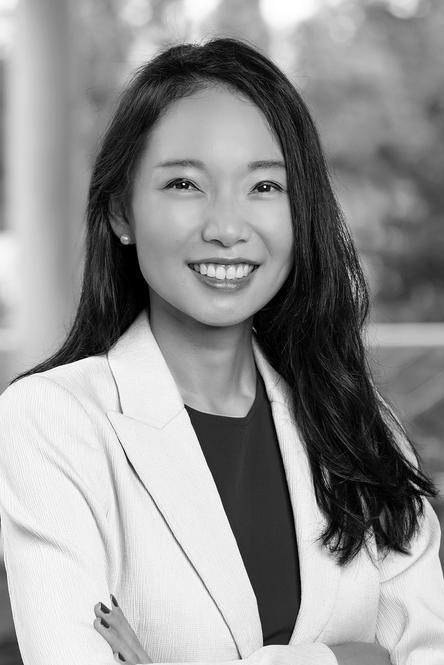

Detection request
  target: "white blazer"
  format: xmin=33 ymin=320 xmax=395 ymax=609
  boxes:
xmin=0 ymin=309 xmax=443 ymax=665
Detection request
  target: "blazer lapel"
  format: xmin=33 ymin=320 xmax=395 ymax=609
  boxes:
xmin=106 ymin=408 xmax=262 ymax=657
xmin=253 ymin=342 xmax=342 ymax=643
xmin=106 ymin=310 xmax=262 ymax=657
xmin=267 ymin=402 xmax=342 ymax=643
xmin=106 ymin=309 xmax=340 ymax=652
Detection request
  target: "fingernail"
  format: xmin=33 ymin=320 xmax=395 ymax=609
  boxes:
xmin=100 ymin=602 xmax=111 ymax=614
xmin=100 ymin=618 xmax=110 ymax=629
xmin=110 ymin=593 xmax=119 ymax=607
xmin=117 ymin=653 xmax=126 ymax=662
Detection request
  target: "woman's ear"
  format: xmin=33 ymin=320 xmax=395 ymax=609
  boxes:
xmin=109 ymin=200 xmax=134 ymax=244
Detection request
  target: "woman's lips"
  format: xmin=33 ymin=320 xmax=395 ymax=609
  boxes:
xmin=188 ymin=264 xmax=259 ymax=290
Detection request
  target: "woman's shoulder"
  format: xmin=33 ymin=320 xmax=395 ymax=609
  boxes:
xmin=0 ymin=355 xmax=114 ymax=514
xmin=0 ymin=352 xmax=118 ymax=419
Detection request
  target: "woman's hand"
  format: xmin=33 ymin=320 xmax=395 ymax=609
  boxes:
xmin=93 ymin=594 xmax=153 ymax=664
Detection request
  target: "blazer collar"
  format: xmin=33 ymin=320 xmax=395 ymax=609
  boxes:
xmin=106 ymin=309 xmax=340 ymax=655
xmin=106 ymin=308 xmax=293 ymax=429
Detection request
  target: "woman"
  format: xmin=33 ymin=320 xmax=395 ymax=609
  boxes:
xmin=0 ymin=38 xmax=443 ymax=665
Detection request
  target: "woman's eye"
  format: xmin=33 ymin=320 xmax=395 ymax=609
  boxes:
xmin=164 ymin=179 xmax=199 ymax=191
xmin=163 ymin=179 xmax=284 ymax=194
xmin=252 ymin=181 xmax=284 ymax=194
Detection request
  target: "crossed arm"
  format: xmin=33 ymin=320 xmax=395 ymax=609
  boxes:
xmin=92 ymin=597 xmax=391 ymax=665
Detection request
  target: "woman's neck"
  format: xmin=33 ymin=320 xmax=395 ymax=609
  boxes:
xmin=148 ymin=305 xmax=257 ymax=416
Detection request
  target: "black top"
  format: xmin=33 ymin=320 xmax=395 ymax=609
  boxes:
xmin=184 ymin=369 xmax=300 ymax=645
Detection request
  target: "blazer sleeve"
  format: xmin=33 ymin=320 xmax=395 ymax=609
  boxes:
xmin=133 ymin=645 xmax=338 ymax=665
xmin=0 ymin=375 xmax=338 ymax=665
xmin=376 ymin=498 xmax=444 ymax=664
xmin=375 ymin=397 xmax=444 ymax=664
xmin=0 ymin=375 xmax=117 ymax=664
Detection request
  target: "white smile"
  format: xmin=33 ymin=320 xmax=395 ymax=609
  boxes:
xmin=188 ymin=262 xmax=258 ymax=280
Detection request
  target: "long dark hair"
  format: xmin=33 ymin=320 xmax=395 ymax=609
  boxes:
xmin=11 ymin=37 xmax=436 ymax=565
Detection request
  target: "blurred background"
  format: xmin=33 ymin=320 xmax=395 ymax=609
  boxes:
xmin=0 ymin=0 xmax=443 ymax=662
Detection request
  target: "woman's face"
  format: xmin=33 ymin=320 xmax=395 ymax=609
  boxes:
xmin=117 ymin=85 xmax=294 ymax=328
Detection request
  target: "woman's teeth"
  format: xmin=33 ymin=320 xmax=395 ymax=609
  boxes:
xmin=191 ymin=263 xmax=256 ymax=280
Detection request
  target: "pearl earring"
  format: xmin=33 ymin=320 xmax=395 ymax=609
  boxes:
xmin=119 ymin=234 xmax=131 ymax=245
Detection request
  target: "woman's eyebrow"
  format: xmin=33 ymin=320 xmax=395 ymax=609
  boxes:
xmin=154 ymin=159 xmax=286 ymax=171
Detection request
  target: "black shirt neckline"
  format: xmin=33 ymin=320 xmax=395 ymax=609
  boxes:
xmin=184 ymin=369 xmax=261 ymax=426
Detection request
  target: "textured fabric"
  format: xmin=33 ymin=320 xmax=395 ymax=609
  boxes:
xmin=0 ymin=308 xmax=442 ymax=665
xmin=185 ymin=370 xmax=300 ymax=646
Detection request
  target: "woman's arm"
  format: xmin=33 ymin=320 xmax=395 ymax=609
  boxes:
xmin=94 ymin=599 xmax=392 ymax=665
xmin=376 ymin=497 xmax=444 ymax=664
xmin=375 ymin=396 xmax=444 ymax=663
xmin=0 ymin=375 xmax=117 ymax=664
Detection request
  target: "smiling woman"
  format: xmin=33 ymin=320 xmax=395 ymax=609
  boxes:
xmin=0 ymin=37 xmax=443 ymax=665
xmin=107 ymin=85 xmax=293 ymax=359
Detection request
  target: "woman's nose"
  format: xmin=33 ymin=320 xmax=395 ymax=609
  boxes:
xmin=202 ymin=194 xmax=250 ymax=245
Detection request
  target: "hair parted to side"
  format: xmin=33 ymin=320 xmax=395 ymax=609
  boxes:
xmin=11 ymin=37 xmax=437 ymax=564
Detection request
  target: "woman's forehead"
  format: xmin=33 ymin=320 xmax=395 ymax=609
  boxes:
xmin=142 ymin=87 xmax=283 ymax=170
